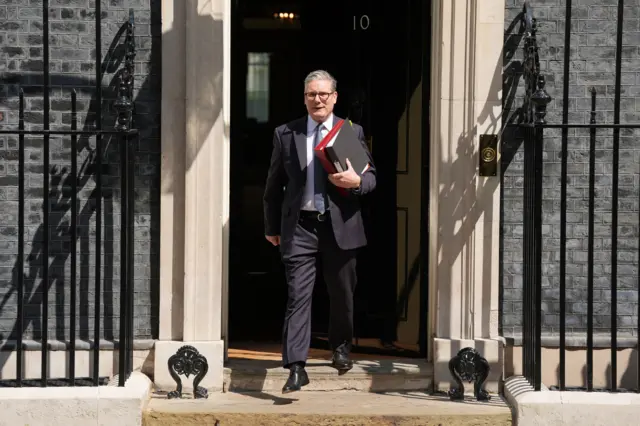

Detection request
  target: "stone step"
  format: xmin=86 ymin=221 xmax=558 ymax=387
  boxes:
xmin=223 ymin=358 xmax=434 ymax=393
xmin=143 ymin=390 xmax=513 ymax=426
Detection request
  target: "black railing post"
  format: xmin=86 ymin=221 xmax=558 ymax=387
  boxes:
xmin=17 ymin=89 xmax=25 ymax=388
xmin=558 ymin=0 xmax=572 ymax=392
xmin=523 ymin=128 xmax=531 ymax=384
xmin=93 ymin=0 xmax=103 ymax=387
xmin=128 ymin=135 xmax=136 ymax=379
xmin=587 ymin=87 xmax=597 ymax=392
xmin=522 ymin=1 xmax=544 ymax=390
xmin=70 ymin=89 xmax=78 ymax=386
xmin=118 ymin=132 xmax=129 ymax=387
xmin=531 ymin=75 xmax=551 ymax=392
xmin=521 ymin=2 xmax=551 ymax=391
xmin=115 ymin=9 xmax=136 ymax=386
xmin=42 ymin=0 xmax=50 ymax=388
xmin=610 ymin=0 xmax=625 ymax=393
xmin=117 ymin=130 xmax=135 ymax=387
xmin=521 ymin=1 xmax=535 ymax=388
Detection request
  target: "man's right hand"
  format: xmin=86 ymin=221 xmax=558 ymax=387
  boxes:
xmin=265 ymin=235 xmax=280 ymax=246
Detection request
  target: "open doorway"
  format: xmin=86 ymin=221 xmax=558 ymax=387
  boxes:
xmin=228 ymin=0 xmax=431 ymax=359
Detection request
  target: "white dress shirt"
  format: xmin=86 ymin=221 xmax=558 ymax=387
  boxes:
xmin=300 ymin=113 xmax=334 ymax=211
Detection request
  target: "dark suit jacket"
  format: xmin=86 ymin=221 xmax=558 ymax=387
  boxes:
xmin=263 ymin=115 xmax=377 ymax=254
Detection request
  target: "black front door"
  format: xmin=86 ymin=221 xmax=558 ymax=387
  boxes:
xmin=229 ymin=0 xmax=430 ymax=357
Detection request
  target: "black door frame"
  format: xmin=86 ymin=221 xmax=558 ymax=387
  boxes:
xmin=418 ymin=0 xmax=432 ymax=360
xmin=228 ymin=0 xmax=431 ymax=359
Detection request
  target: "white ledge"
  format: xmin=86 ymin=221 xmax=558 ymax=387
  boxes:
xmin=505 ymin=376 xmax=640 ymax=425
xmin=0 ymin=372 xmax=152 ymax=426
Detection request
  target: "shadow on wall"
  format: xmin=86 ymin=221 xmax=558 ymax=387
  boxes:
xmin=159 ymin=1 xmax=225 ymax=341
xmin=0 ymin=3 xmax=169 ymax=374
xmin=161 ymin=1 xmax=225 ymax=194
xmin=498 ymin=6 xmax=530 ymax=340
xmin=434 ymin=5 xmax=505 ymax=339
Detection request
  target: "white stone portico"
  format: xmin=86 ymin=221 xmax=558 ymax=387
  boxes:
xmin=154 ymin=0 xmax=506 ymax=395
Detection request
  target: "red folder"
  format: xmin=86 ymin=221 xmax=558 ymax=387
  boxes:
xmin=314 ymin=119 xmax=346 ymax=174
xmin=314 ymin=119 xmax=370 ymax=174
xmin=314 ymin=119 xmax=370 ymax=196
xmin=314 ymin=119 xmax=348 ymax=196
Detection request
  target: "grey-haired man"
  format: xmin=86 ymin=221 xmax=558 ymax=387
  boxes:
xmin=263 ymin=70 xmax=377 ymax=393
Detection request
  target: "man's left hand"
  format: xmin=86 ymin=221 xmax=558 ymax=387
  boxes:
xmin=328 ymin=158 xmax=362 ymax=189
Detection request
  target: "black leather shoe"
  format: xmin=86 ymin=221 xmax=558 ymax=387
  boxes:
xmin=331 ymin=350 xmax=354 ymax=375
xmin=282 ymin=363 xmax=309 ymax=394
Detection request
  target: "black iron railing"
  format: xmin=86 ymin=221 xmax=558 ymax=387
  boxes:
xmin=514 ymin=0 xmax=640 ymax=392
xmin=0 ymin=4 xmax=136 ymax=387
xmin=518 ymin=1 xmax=548 ymax=392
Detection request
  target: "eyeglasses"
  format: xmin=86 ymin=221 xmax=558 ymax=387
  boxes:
xmin=305 ymin=91 xmax=334 ymax=101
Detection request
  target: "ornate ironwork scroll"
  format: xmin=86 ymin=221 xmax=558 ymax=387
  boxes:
xmin=167 ymin=345 xmax=209 ymax=399
xmin=522 ymin=1 xmax=551 ymax=125
xmin=114 ymin=9 xmax=136 ymax=131
xmin=448 ymin=347 xmax=491 ymax=401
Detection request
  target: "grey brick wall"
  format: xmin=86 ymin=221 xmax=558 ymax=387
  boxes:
xmin=502 ymin=0 xmax=640 ymax=343
xmin=0 ymin=0 xmax=160 ymax=343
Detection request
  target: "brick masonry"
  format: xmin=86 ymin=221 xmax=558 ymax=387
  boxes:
xmin=502 ymin=0 xmax=640 ymax=343
xmin=0 ymin=0 xmax=160 ymax=342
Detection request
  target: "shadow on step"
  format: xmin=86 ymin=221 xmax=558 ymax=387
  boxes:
xmin=233 ymin=389 xmax=299 ymax=406
xmin=224 ymin=355 xmax=435 ymax=405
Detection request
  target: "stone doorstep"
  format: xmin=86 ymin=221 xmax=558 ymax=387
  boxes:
xmin=143 ymin=390 xmax=513 ymax=426
xmin=223 ymin=358 xmax=434 ymax=393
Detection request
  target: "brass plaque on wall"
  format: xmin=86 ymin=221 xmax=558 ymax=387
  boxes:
xmin=479 ymin=134 xmax=498 ymax=177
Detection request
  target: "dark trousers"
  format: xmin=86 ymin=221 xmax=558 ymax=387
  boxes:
xmin=281 ymin=213 xmax=357 ymax=367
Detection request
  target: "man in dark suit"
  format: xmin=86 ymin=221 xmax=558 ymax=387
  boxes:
xmin=263 ymin=70 xmax=376 ymax=393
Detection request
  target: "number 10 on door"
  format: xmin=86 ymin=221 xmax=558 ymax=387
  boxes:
xmin=353 ymin=15 xmax=370 ymax=30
